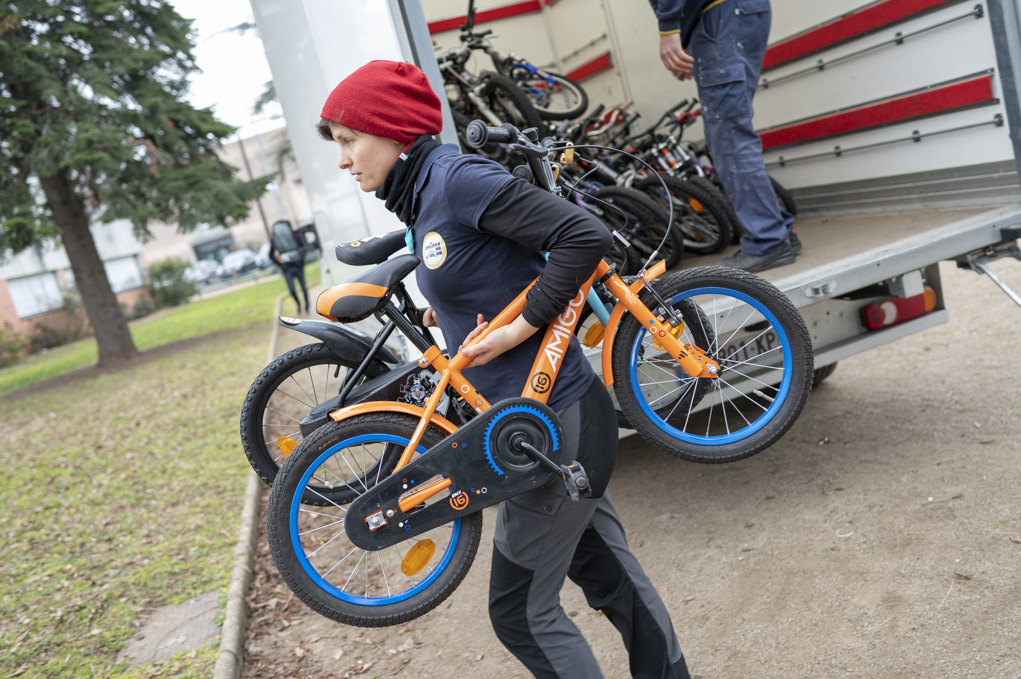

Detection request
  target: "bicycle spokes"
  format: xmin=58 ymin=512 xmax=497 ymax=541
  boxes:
xmin=629 ymin=286 xmax=793 ymax=445
xmin=289 ymin=436 xmax=463 ymax=606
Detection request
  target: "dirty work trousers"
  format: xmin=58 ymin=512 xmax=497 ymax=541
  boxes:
xmin=690 ymin=0 xmax=794 ymax=255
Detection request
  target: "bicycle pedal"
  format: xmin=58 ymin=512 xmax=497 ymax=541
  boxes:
xmin=561 ymin=461 xmax=591 ymax=501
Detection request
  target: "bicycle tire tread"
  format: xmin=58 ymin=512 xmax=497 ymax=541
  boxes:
xmin=611 ymin=266 xmax=813 ymax=463
xmin=266 ymin=411 xmax=483 ymax=627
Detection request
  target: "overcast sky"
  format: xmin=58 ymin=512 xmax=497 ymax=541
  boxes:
xmin=169 ymin=0 xmax=284 ymax=137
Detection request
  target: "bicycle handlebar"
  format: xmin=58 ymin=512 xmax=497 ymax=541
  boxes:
xmin=466 ymin=119 xmax=678 ymax=276
xmin=461 ymin=28 xmax=493 ymax=42
xmin=465 ymin=119 xmax=517 ymax=147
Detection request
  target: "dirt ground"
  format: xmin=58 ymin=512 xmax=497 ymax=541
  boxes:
xmin=243 ymin=258 xmax=1021 ymax=679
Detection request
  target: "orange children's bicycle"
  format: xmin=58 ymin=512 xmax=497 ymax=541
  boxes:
xmin=265 ymin=122 xmax=814 ymax=628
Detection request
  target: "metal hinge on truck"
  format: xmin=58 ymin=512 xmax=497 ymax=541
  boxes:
xmin=956 ymin=232 xmax=1021 ymax=309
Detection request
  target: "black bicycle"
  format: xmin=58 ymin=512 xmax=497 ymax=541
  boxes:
xmin=457 ymin=0 xmax=588 ymax=121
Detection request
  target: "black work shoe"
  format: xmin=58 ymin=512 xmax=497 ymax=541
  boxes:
xmin=720 ymin=240 xmax=796 ymax=273
xmin=788 ymin=228 xmax=802 ymax=254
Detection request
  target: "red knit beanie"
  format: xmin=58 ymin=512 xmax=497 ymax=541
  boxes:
xmin=320 ymin=60 xmax=443 ymax=144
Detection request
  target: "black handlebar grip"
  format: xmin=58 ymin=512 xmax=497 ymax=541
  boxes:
xmin=465 ymin=120 xmax=516 ymax=148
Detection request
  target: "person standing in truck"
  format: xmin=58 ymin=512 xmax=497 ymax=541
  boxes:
xmin=649 ymin=0 xmax=800 ymax=273
xmin=317 ymin=59 xmax=693 ymax=678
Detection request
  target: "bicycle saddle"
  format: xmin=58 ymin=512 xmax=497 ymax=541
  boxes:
xmin=317 ymin=253 xmax=420 ymax=323
xmin=335 ymin=229 xmax=408 ymax=266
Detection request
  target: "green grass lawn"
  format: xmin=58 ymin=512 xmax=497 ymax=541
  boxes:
xmin=0 ymin=262 xmax=319 ymax=398
xmin=0 ymin=323 xmax=270 ymax=678
xmin=0 ymin=265 xmax=322 ymax=676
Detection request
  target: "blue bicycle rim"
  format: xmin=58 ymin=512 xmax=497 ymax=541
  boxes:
xmin=629 ymin=286 xmax=793 ymax=446
xmin=289 ymin=433 xmax=462 ymax=606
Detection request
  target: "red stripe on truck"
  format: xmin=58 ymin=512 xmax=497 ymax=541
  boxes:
xmin=758 ymin=73 xmax=996 ymax=150
xmin=565 ymin=52 xmax=612 ymax=82
xmin=428 ymin=0 xmax=556 ymax=34
xmin=763 ymin=0 xmax=956 ymax=71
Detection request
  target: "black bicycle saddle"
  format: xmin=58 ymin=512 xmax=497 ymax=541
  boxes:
xmin=335 ymin=229 xmax=409 ymax=266
xmin=317 ymin=253 xmax=421 ymax=323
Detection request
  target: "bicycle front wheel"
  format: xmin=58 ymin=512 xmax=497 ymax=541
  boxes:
xmin=612 ymin=267 xmax=813 ymax=463
xmin=266 ymin=413 xmax=483 ymax=627
xmin=509 ymin=67 xmax=588 ymax=120
xmin=480 ymin=72 xmax=544 ymax=131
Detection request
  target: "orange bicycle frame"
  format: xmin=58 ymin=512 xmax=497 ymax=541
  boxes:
xmin=328 ymin=257 xmax=720 ymax=511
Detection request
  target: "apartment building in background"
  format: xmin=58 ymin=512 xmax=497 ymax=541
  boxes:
xmin=0 ymin=126 xmax=312 ymax=338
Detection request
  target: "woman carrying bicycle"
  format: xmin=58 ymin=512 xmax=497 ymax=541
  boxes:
xmin=316 ymin=59 xmax=692 ymax=679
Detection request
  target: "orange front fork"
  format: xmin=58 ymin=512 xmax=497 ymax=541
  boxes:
xmin=597 ymin=260 xmax=720 ymax=380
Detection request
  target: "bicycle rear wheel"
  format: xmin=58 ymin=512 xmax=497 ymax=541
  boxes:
xmin=612 ymin=266 xmax=813 ymax=463
xmin=267 ymin=412 xmax=483 ymax=627
xmin=240 ymin=342 xmax=391 ymax=504
xmin=587 ymin=185 xmax=683 ymax=274
xmin=636 ymin=174 xmax=734 ymax=255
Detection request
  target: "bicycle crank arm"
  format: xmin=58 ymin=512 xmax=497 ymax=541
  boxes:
xmin=346 ymin=398 xmax=564 ymax=551
xmin=513 ymin=437 xmax=591 ymax=502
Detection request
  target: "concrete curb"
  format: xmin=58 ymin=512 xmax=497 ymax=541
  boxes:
xmin=213 ymin=296 xmax=284 ymax=679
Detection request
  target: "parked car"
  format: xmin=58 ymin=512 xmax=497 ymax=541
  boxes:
xmin=256 ymin=242 xmax=273 ymax=269
xmin=185 ymin=259 xmax=220 ymax=286
xmin=216 ymin=249 xmax=259 ymax=279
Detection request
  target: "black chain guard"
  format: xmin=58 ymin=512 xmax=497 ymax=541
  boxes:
xmin=346 ymin=398 xmax=563 ymax=550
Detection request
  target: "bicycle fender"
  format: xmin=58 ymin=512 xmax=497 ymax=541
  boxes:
xmin=278 ymin=317 xmax=400 ymax=364
xmin=300 ymin=362 xmax=446 ymax=437
xmin=328 ymin=401 xmax=460 ymax=436
xmin=600 ymin=260 xmax=669 ymax=387
xmin=345 ymin=398 xmax=563 ymax=551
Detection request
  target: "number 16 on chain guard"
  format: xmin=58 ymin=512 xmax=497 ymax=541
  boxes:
xmin=345 ymin=398 xmax=589 ymax=551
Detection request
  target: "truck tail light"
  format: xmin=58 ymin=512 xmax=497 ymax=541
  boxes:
xmin=861 ymin=286 xmax=937 ymax=331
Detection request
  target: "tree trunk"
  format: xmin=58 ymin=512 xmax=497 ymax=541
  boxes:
xmin=39 ymin=170 xmax=139 ymax=367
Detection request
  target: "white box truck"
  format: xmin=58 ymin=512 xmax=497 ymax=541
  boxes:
xmin=250 ymin=0 xmax=1021 ymax=385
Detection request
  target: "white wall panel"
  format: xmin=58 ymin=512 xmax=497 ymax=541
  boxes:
xmin=759 ymin=1 xmax=1012 ymax=187
xmin=250 ymin=0 xmax=407 ymax=287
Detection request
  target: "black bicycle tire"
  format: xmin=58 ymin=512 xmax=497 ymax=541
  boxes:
xmin=695 ymin=172 xmax=794 ymax=242
xmin=240 ymin=342 xmax=390 ymax=503
xmin=611 ymin=266 xmax=813 ymax=463
xmin=635 ymin=174 xmax=734 ymax=255
xmin=812 ymin=362 xmax=838 ymax=387
xmin=509 ymin=67 xmax=589 ymax=120
xmin=769 ymin=174 xmax=798 ymax=217
xmin=479 ymin=72 xmax=544 ymax=131
xmin=266 ymin=412 xmax=483 ymax=627
xmin=589 ymin=185 xmax=683 ymax=273
xmin=687 ymin=174 xmax=741 ymax=244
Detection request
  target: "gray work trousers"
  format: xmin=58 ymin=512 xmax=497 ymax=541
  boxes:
xmin=488 ymin=378 xmax=691 ymax=678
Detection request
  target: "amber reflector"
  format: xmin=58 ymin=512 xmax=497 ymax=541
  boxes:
xmin=583 ymin=322 xmax=606 ymax=349
xmin=401 ymin=539 xmax=436 ymax=576
xmin=277 ymin=436 xmax=298 ymax=458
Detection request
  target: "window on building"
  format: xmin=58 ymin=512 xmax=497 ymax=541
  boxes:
xmin=64 ymin=256 xmax=144 ymax=296
xmin=8 ymin=272 xmax=64 ymax=318
xmin=104 ymin=256 xmax=144 ymax=293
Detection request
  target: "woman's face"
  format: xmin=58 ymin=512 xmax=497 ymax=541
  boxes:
xmin=331 ymin=124 xmax=404 ymax=192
